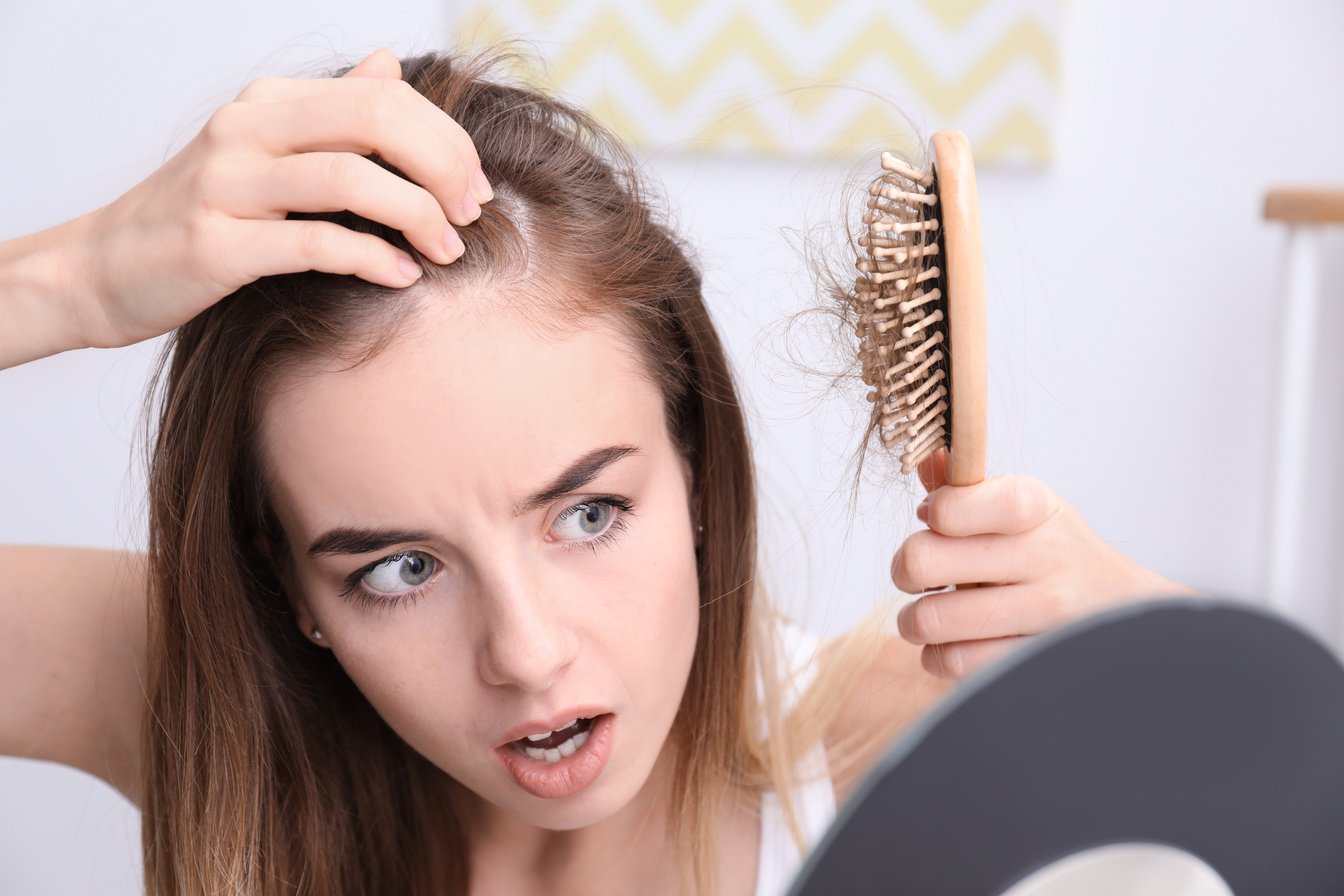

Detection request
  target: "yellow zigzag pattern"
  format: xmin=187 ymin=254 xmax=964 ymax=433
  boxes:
xmin=540 ymin=12 xmax=1055 ymax=118
xmin=694 ymin=98 xmax=926 ymax=158
xmin=601 ymin=91 xmax=1048 ymax=162
xmin=918 ymin=0 xmax=997 ymax=30
xmin=522 ymin=0 xmax=1002 ymax=31
xmin=454 ymin=4 xmax=1058 ymax=163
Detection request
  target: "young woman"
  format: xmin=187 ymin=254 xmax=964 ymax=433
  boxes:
xmin=0 ymin=48 xmax=1189 ymax=895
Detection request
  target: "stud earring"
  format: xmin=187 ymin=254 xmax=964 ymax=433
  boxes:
xmin=311 ymin=627 xmax=323 ymax=641
xmin=696 ymin=523 xmax=705 ymax=535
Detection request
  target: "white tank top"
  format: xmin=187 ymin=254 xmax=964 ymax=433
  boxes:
xmin=753 ymin=623 xmax=837 ymax=896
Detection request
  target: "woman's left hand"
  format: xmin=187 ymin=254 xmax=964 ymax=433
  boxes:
xmin=891 ymin=451 xmax=1196 ymax=680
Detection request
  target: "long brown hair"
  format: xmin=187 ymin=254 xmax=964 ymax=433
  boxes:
xmin=142 ymin=50 xmax=782 ymax=894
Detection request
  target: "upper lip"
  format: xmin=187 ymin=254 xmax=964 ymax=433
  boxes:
xmin=497 ymin=706 xmax=611 ymax=747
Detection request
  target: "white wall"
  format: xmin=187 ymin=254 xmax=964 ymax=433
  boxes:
xmin=2 ymin=2 xmax=1341 ymax=892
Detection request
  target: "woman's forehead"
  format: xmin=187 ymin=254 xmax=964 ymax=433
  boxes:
xmin=257 ymin=297 xmax=669 ymax=525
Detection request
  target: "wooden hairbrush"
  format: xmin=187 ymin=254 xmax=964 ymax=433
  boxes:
xmin=852 ymin=130 xmax=987 ymax=487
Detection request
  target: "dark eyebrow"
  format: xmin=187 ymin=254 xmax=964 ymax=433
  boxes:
xmin=307 ymin=528 xmax=436 ymax=560
xmin=513 ymin=445 xmax=640 ymax=516
xmin=305 ymin=445 xmax=640 ymax=560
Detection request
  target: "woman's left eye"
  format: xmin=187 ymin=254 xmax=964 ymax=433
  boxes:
xmin=551 ymin=497 xmax=634 ymax=548
xmin=361 ymin=551 xmax=435 ymax=595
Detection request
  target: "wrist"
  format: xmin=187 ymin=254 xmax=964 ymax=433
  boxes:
xmin=0 ymin=213 xmax=101 ymax=368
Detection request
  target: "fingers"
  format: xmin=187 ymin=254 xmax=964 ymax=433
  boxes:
xmin=225 ymin=87 xmax=486 ymax=227
xmin=919 ymin=474 xmax=1059 ymax=537
xmin=342 ymin=47 xmax=402 ymax=80
xmin=896 ymin=585 xmax=1060 ymax=646
xmin=236 ymin=49 xmax=403 ymax=97
xmin=920 ymin=637 xmax=1024 ymax=680
xmin=917 ymin=447 xmax=949 ymax=493
xmin=219 ymin=218 xmax=425 ymax=289
xmin=234 ymin=50 xmax=402 ymax=103
xmin=891 ymin=527 xmax=1041 ymax=593
xmin=244 ymin=153 xmax=464 ymax=264
xmin=223 ymin=51 xmax=492 ymax=242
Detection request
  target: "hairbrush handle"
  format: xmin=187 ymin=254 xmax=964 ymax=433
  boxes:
xmin=929 ymin=132 xmax=987 ymax=487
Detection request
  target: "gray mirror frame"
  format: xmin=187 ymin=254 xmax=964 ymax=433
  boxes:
xmin=788 ymin=598 xmax=1344 ymax=895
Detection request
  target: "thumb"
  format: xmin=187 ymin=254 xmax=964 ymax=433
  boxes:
xmin=343 ymin=47 xmax=402 ymax=80
xmin=917 ymin=447 xmax=949 ymax=494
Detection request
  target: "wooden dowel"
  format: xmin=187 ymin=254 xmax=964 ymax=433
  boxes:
xmin=1263 ymin=187 xmax=1344 ymax=224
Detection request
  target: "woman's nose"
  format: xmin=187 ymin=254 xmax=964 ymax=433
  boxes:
xmin=476 ymin=582 xmax=579 ymax=692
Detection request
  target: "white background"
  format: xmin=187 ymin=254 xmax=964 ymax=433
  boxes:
xmin=2 ymin=1 xmax=1342 ymax=892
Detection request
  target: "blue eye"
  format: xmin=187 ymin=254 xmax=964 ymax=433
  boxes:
xmin=551 ymin=497 xmax=635 ymax=551
xmin=556 ymin=502 xmax=613 ymax=537
xmin=361 ymin=551 xmax=435 ymax=595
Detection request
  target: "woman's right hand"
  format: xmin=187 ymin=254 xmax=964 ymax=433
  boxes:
xmin=11 ymin=47 xmax=492 ymax=359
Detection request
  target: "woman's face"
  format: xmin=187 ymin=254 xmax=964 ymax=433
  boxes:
xmin=258 ymin=287 xmax=701 ymax=832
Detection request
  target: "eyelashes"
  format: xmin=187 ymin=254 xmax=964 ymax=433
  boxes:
xmin=559 ymin=514 xmax=631 ymax=556
xmin=338 ymin=552 xmax=432 ymax=614
xmin=340 ymin=566 xmax=431 ymax=614
xmin=552 ymin=497 xmax=634 ymax=554
xmin=337 ymin=496 xmax=636 ymax=612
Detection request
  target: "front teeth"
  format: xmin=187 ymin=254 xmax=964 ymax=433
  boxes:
xmin=520 ymin=728 xmax=590 ymax=763
xmin=525 ymin=718 xmax=578 ymax=742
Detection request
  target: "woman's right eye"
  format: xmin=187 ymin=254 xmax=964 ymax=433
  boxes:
xmin=360 ymin=551 xmax=436 ymax=595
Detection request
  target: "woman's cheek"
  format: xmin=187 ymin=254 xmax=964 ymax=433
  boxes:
xmin=339 ymin=643 xmax=479 ymax=768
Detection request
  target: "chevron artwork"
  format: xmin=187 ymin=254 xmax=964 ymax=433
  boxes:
xmin=451 ymin=0 xmax=1062 ymax=165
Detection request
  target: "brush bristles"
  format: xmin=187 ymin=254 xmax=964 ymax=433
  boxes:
xmin=852 ymin=151 xmax=949 ymax=473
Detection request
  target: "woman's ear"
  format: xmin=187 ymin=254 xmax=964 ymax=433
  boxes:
xmin=679 ymin=453 xmax=702 ymax=548
xmin=255 ymin=533 xmax=327 ymax=648
xmin=280 ymin=570 xmax=327 ymax=648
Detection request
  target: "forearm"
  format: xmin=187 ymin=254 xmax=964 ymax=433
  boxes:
xmin=0 ymin=214 xmax=96 ymax=370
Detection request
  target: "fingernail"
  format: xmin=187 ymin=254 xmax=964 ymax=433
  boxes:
xmin=461 ymin=194 xmax=481 ymax=223
xmin=472 ymin=166 xmax=494 ymax=203
xmin=444 ymin=227 xmax=464 ymax=261
xmin=916 ymin=496 xmax=930 ymax=523
xmin=397 ymin=255 xmax=422 ymax=283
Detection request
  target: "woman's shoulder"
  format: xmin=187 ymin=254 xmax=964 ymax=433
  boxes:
xmin=0 ymin=546 xmax=147 ymax=806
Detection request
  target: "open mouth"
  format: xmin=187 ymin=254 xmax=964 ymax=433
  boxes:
xmin=496 ymin=713 xmax=616 ymax=799
xmin=508 ymin=716 xmax=596 ymax=763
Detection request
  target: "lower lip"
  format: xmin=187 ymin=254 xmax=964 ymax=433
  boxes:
xmin=495 ymin=714 xmax=616 ymax=800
